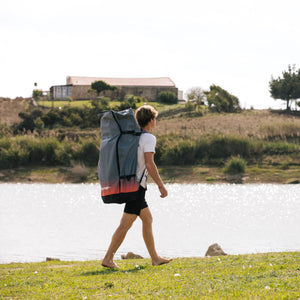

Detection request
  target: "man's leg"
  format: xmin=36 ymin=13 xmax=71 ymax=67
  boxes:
xmin=139 ymin=207 xmax=172 ymax=266
xmin=102 ymin=213 xmax=137 ymax=268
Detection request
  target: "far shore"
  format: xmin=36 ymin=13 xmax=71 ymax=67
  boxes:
xmin=0 ymin=164 xmax=299 ymax=184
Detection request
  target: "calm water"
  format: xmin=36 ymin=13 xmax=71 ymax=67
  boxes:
xmin=0 ymin=183 xmax=299 ymax=263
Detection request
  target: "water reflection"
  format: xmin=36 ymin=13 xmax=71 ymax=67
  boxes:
xmin=0 ymin=183 xmax=299 ymax=263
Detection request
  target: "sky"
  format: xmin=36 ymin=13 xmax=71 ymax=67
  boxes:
xmin=1 ymin=0 xmax=300 ymax=109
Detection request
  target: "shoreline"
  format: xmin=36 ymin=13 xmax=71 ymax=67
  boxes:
xmin=0 ymin=164 xmax=299 ymax=184
xmin=1 ymin=250 xmax=299 ymax=265
xmin=1 ymin=252 xmax=299 ymax=298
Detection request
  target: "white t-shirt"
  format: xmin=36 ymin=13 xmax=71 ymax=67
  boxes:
xmin=136 ymin=132 xmax=156 ymax=188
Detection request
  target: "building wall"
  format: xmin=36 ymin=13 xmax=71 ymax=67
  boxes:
xmin=113 ymin=86 xmax=178 ymax=102
xmin=72 ymin=86 xmax=94 ymax=100
xmin=53 ymin=85 xmax=179 ymax=101
xmin=50 ymin=85 xmax=73 ymax=100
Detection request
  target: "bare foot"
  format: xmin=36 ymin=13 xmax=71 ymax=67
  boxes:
xmin=101 ymin=260 xmax=118 ymax=269
xmin=152 ymin=257 xmax=173 ymax=266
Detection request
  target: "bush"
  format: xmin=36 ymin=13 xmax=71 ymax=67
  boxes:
xmin=42 ymin=110 xmax=62 ymax=128
xmin=157 ymin=91 xmax=178 ymax=104
xmin=185 ymin=100 xmax=194 ymax=112
xmin=0 ymin=123 xmax=12 ymax=138
xmin=207 ymin=135 xmax=253 ymax=159
xmin=34 ymin=117 xmax=44 ymax=132
xmin=16 ymin=112 xmax=35 ymax=133
xmin=160 ymin=139 xmax=197 ymax=165
xmin=155 ymin=134 xmax=264 ymax=166
xmin=55 ymin=143 xmax=75 ymax=166
xmin=69 ymin=113 xmax=82 ymax=126
xmin=223 ymin=156 xmax=246 ymax=174
xmin=118 ymin=95 xmax=141 ymax=110
xmin=76 ymin=141 xmax=99 ymax=166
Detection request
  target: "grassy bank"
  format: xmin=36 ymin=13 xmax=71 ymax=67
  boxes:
xmin=1 ymin=163 xmax=300 ymax=184
xmin=1 ymin=109 xmax=300 ymax=183
xmin=1 ymin=252 xmax=299 ymax=299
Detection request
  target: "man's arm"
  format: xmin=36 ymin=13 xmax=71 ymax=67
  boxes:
xmin=144 ymin=152 xmax=168 ymax=198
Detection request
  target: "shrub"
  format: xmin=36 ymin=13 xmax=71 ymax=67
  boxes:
xmin=117 ymin=95 xmax=140 ymax=110
xmin=17 ymin=112 xmax=35 ymax=133
xmin=185 ymin=100 xmax=194 ymax=112
xmin=0 ymin=137 xmax=11 ymax=150
xmin=157 ymin=91 xmax=178 ymax=104
xmin=0 ymin=148 xmax=9 ymax=168
xmin=42 ymin=110 xmax=62 ymax=128
xmin=223 ymin=156 xmax=246 ymax=174
xmin=34 ymin=117 xmax=44 ymax=132
xmin=155 ymin=134 xmax=264 ymax=166
xmin=76 ymin=141 xmax=99 ymax=166
xmin=161 ymin=140 xmax=197 ymax=165
xmin=0 ymin=123 xmax=12 ymax=138
xmin=69 ymin=113 xmax=82 ymax=126
xmin=55 ymin=143 xmax=74 ymax=166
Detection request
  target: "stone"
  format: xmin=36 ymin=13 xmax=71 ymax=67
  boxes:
xmin=46 ymin=257 xmax=60 ymax=262
xmin=121 ymin=252 xmax=144 ymax=259
xmin=285 ymin=179 xmax=299 ymax=184
xmin=225 ymin=174 xmax=243 ymax=184
xmin=205 ymin=243 xmax=227 ymax=257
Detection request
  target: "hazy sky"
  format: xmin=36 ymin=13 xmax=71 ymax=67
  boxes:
xmin=1 ymin=0 xmax=300 ymax=108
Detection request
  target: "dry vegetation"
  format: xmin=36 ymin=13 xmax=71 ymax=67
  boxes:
xmin=0 ymin=97 xmax=31 ymax=124
xmin=155 ymin=109 xmax=300 ymax=141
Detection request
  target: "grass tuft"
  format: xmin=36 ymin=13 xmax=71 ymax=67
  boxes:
xmin=223 ymin=156 xmax=246 ymax=174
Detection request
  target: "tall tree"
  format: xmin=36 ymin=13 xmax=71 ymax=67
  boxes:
xmin=269 ymin=65 xmax=300 ymax=111
xmin=91 ymin=80 xmax=117 ymax=97
xmin=205 ymin=85 xmax=240 ymax=113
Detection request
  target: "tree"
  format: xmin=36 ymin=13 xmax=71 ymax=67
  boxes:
xmin=32 ymin=89 xmax=42 ymax=101
xmin=205 ymin=85 xmax=241 ymax=113
xmin=269 ymin=65 xmax=300 ymax=111
xmin=90 ymin=80 xmax=117 ymax=97
xmin=186 ymin=87 xmax=206 ymax=111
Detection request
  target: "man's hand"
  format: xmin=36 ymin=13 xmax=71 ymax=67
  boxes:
xmin=144 ymin=152 xmax=168 ymax=198
xmin=158 ymin=185 xmax=168 ymax=198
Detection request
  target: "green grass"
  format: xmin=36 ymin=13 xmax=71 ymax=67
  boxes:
xmin=0 ymin=252 xmax=299 ymax=299
xmin=37 ymin=99 xmax=183 ymax=112
xmin=37 ymin=100 xmax=94 ymax=108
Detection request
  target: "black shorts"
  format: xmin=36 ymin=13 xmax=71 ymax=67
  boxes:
xmin=124 ymin=187 xmax=148 ymax=216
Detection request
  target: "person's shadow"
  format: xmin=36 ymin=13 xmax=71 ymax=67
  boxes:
xmin=81 ymin=264 xmax=147 ymax=276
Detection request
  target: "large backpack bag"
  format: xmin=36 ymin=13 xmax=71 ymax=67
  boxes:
xmin=98 ymin=108 xmax=144 ymax=204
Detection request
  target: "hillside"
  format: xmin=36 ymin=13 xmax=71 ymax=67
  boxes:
xmin=1 ymin=102 xmax=300 ymax=184
xmin=155 ymin=108 xmax=300 ymax=139
xmin=0 ymin=97 xmax=33 ymax=124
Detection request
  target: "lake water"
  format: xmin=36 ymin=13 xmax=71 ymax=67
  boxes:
xmin=0 ymin=183 xmax=299 ymax=263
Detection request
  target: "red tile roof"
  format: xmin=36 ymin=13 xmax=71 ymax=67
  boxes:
xmin=66 ymin=76 xmax=176 ymax=87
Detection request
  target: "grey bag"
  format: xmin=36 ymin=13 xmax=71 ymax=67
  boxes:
xmin=98 ymin=108 xmax=144 ymax=204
